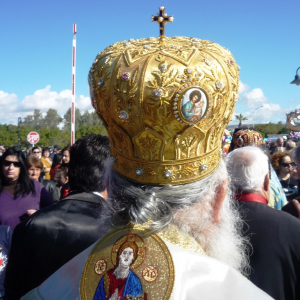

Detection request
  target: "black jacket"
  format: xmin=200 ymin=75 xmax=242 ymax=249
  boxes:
xmin=237 ymin=200 xmax=300 ymax=300
xmin=40 ymin=178 xmax=60 ymax=204
xmin=5 ymin=191 xmax=111 ymax=300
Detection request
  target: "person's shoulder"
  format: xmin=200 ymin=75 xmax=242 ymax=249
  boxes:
xmin=243 ymin=201 xmax=300 ymax=229
xmin=43 ymin=180 xmax=56 ymax=188
xmin=32 ymin=179 xmax=44 ymax=190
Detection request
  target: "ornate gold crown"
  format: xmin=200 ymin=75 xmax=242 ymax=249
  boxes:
xmin=89 ymin=7 xmax=239 ymax=185
xmin=232 ymin=129 xmax=263 ymax=148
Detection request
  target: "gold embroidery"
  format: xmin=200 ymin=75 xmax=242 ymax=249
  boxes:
xmin=80 ymin=226 xmax=174 ymax=300
xmin=103 ymin=273 xmax=110 ymax=298
xmin=158 ymin=224 xmax=206 ymax=255
xmin=94 ymin=259 xmax=107 ymax=275
xmin=142 ymin=265 xmax=159 ymax=282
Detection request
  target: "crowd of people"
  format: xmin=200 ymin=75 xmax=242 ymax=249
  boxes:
xmin=0 ymin=143 xmax=73 ymax=299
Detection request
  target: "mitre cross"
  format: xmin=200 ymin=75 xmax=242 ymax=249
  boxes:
xmin=151 ymin=6 xmax=174 ymax=40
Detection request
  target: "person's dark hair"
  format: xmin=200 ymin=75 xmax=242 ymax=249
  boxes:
xmin=51 ymin=153 xmax=63 ymax=169
xmin=59 ymin=163 xmax=69 ymax=179
xmin=0 ymin=147 xmax=35 ymax=198
xmin=189 ymin=90 xmax=201 ymax=103
xmin=68 ymin=134 xmax=110 ymax=192
xmin=42 ymin=147 xmax=50 ymax=156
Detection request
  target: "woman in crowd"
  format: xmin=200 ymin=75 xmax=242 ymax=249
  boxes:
xmin=57 ymin=163 xmax=69 ymax=200
xmin=271 ymin=151 xmax=299 ymax=201
xmin=62 ymin=146 xmax=70 ymax=164
xmin=40 ymin=147 xmax=52 ymax=180
xmin=50 ymin=153 xmax=62 ymax=181
xmin=27 ymin=156 xmax=60 ymax=203
xmin=0 ymin=147 xmax=52 ymax=230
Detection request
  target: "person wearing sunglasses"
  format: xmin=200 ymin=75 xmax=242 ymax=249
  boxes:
xmin=0 ymin=147 xmax=52 ymax=231
xmin=271 ymin=151 xmax=299 ymax=201
xmin=31 ymin=147 xmax=41 ymax=159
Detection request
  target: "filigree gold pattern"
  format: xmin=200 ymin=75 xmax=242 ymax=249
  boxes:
xmin=89 ymin=35 xmax=239 ymax=185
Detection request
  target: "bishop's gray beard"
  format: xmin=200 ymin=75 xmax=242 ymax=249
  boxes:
xmin=172 ymin=192 xmax=251 ymax=276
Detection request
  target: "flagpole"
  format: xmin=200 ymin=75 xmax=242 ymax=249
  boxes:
xmin=71 ymin=24 xmax=77 ymax=145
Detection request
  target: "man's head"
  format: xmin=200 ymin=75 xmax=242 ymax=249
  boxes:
xmin=277 ymin=138 xmax=284 ymax=147
xmin=68 ymin=134 xmax=110 ymax=193
xmin=227 ymin=146 xmax=270 ymax=201
xmin=32 ymin=147 xmax=41 ymax=158
xmin=286 ymin=140 xmax=296 ymax=151
xmin=54 ymin=145 xmax=61 ymax=153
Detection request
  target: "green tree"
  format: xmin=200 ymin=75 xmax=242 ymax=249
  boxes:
xmin=76 ymin=125 xmax=107 ymax=139
xmin=80 ymin=110 xmax=94 ymax=127
xmin=62 ymin=108 xmax=82 ymax=132
xmin=235 ymin=114 xmax=248 ymax=127
xmin=43 ymin=109 xmax=63 ymax=129
xmin=32 ymin=109 xmax=44 ymax=129
xmin=23 ymin=115 xmax=33 ymax=126
xmin=277 ymin=127 xmax=290 ymax=134
xmin=91 ymin=111 xmax=103 ymax=126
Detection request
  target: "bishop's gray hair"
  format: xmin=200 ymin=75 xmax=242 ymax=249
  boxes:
xmin=106 ymin=158 xmax=228 ymax=232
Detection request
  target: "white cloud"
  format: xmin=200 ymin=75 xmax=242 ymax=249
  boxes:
xmin=239 ymin=88 xmax=268 ymax=109
xmin=0 ymin=86 xmax=92 ymax=125
xmin=0 ymin=91 xmax=18 ymax=106
xmin=238 ymin=81 xmax=249 ymax=94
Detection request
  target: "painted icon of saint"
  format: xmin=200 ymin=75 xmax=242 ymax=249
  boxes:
xmin=181 ymin=90 xmax=204 ymax=122
xmin=93 ymin=241 xmax=143 ymax=300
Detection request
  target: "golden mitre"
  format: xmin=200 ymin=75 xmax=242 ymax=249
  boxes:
xmin=88 ymin=7 xmax=239 ymax=185
xmin=233 ymin=129 xmax=263 ymax=148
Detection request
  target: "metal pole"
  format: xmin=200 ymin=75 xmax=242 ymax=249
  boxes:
xmin=71 ymin=24 xmax=77 ymax=145
xmin=18 ymin=117 xmax=22 ymax=148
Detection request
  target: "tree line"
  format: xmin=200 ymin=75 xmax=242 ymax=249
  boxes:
xmin=254 ymin=122 xmax=290 ymax=138
xmin=235 ymin=114 xmax=290 ymax=138
xmin=0 ymin=108 xmax=107 ymax=149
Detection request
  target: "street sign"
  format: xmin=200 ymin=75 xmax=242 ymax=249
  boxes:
xmin=27 ymin=131 xmax=40 ymax=146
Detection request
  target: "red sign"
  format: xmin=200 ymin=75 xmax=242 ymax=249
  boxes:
xmin=27 ymin=132 xmax=40 ymax=145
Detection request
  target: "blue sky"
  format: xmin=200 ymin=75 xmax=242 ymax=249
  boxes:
xmin=1 ymin=0 xmax=300 ymax=126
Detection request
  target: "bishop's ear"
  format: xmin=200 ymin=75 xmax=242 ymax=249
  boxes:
xmin=213 ymin=179 xmax=228 ymax=223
